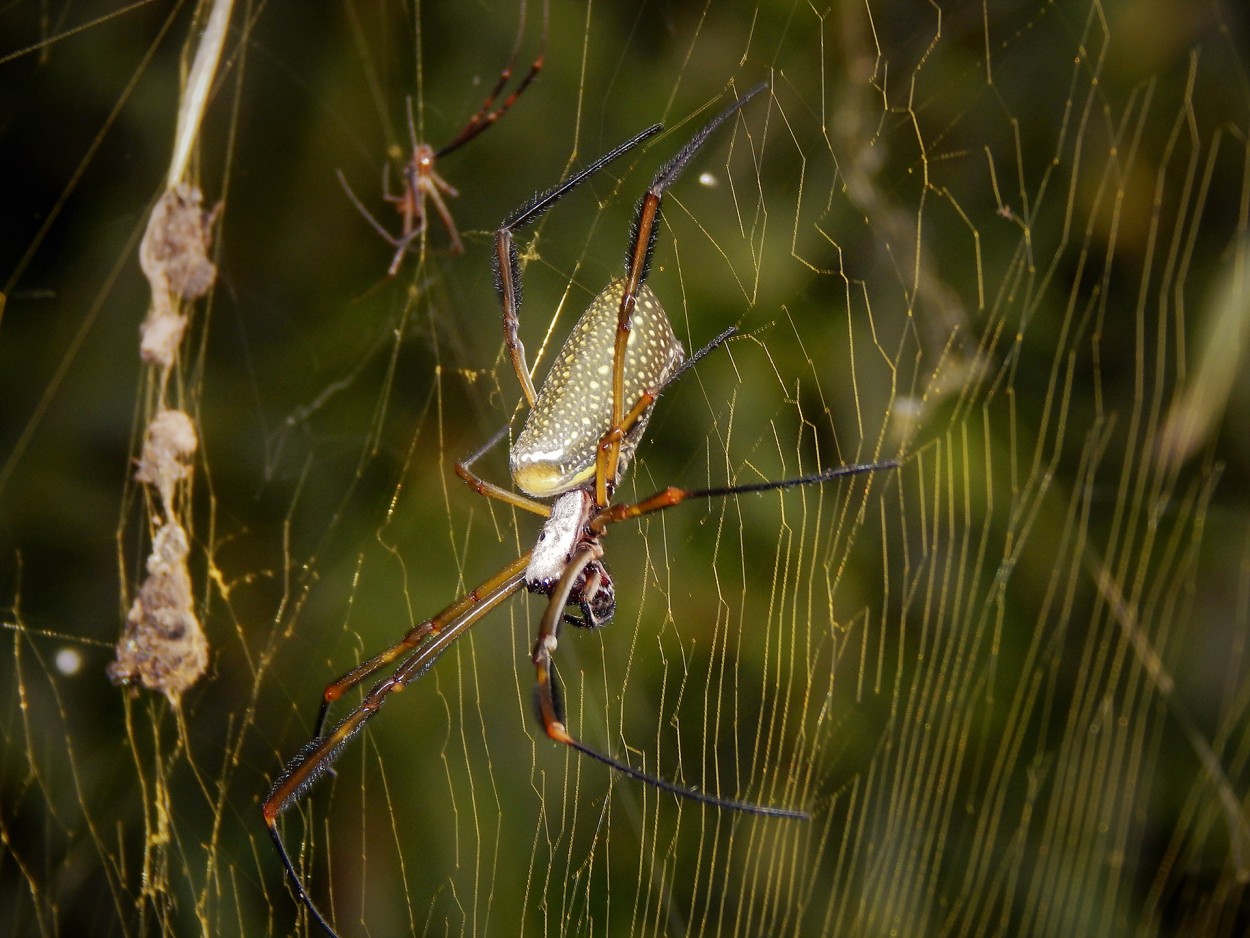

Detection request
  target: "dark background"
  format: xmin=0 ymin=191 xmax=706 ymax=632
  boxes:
xmin=2 ymin=1 xmax=1249 ymax=935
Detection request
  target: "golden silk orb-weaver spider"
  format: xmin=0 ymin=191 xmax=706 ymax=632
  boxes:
xmin=264 ymin=81 xmax=897 ymax=936
xmin=338 ymin=5 xmax=545 ymax=275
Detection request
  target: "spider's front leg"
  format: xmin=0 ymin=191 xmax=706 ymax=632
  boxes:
xmin=491 ymin=124 xmax=665 ymax=408
xmin=263 ymin=555 xmax=531 ymax=936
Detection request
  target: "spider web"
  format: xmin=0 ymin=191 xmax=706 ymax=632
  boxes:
xmin=2 ymin=0 xmax=1249 ymax=935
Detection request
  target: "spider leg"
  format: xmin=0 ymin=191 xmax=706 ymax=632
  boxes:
xmin=309 ymin=552 xmax=532 ymax=737
xmin=400 ymin=159 xmax=423 ymax=221
xmin=423 ymin=168 xmax=464 ymax=254
xmin=337 ymin=168 xmax=420 ymax=277
xmin=455 ymin=423 xmax=551 ymax=517
xmin=585 ymin=325 xmax=740 ymax=504
xmin=591 ymin=461 xmax=901 ymax=534
xmin=388 ymin=241 xmax=418 ymax=278
xmin=530 ymin=542 xmax=599 ymax=742
xmin=433 ymin=0 xmax=547 ymax=158
xmin=430 ymin=168 xmax=460 ymax=199
xmin=265 ymin=821 xmax=339 ymax=938
xmin=381 ymin=161 xmax=401 ymax=205
xmin=338 ymin=169 xmax=405 ymax=248
xmin=494 ymin=124 xmax=665 ymax=407
xmin=530 ymin=542 xmax=808 ymax=818
xmin=600 ymin=82 xmax=769 ymax=502
xmin=670 ymin=324 xmax=737 ymax=381
xmin=403 ymin=94 xmax=420 ymax=158
xmin=263 ymin=555 xmax=529 ymax=937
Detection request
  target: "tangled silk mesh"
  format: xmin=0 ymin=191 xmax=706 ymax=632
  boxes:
xmin=1 ymin=1 xmax=1249 ymax=936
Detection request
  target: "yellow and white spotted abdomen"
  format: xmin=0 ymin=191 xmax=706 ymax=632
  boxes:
xmin=511 ymin=280 xmax=683 ymax=497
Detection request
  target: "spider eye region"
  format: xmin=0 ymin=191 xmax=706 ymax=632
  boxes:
xmin=511 ymin=279 xmax=683 ymax=497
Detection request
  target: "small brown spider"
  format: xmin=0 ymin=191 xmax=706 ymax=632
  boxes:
xmin=339 ymin=32 xmax=543 ymax=275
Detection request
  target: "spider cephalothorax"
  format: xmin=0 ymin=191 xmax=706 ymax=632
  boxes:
xmin=525 ymin=488 xmax=616 ymax=628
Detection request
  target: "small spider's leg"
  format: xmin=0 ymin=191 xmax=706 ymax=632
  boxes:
xmin=337 ymin=169 xmax=419 ymax=278
xmin=399 ymin=158 xmax=426 ymax=236
xmin=434 ymin=0 xmax=548 ymax=158
xmin=424 ymin=170 xmax=464 ymax=254
xmin=382 ymin=162 xmax=400 ymax=204
xmin=404 ymin=94 xmax=420 ymax=157
xmin=430 ymin=168 xmax=460 ymax=199
xmin=590 ymin=461 xmax=901 ymax=534
xmin=264 ymin=557 xmax=529 ymax=935
xmin=601 ymin=82 xmax=769 ymax=500
xmin=389 ymin=242 xmax=416 ymax=278
xmin=379 ymin=159 xmax=426 ymax=275
xmin=338 ymin=169 xmax=403 ymax=248
xmin=530 ymin=542 xmax=807 ymax=818
xmin=494 ymin=124 xmax=664 ymax=408
xmin=456 ymin=423 xmax=551 ymax=517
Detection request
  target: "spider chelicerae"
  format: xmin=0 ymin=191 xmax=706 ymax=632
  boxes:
xmin=265 ymin=80 xmax=896 ymax=936
xmin=338 ymin=2 xmax=545 ymax=274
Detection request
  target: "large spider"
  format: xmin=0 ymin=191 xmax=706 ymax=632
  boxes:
xmin=265 ymin=81 xmax=895 ymax=936
xmin=338 ymin=6 xmax=545 ymax=274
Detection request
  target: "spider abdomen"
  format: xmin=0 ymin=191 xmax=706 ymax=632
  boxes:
xmin=511 ymin=280 xmax=683 ymax=497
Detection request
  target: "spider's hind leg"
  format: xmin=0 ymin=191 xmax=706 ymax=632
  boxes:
xmin=530 ymin=543 xmax=808 ymax=819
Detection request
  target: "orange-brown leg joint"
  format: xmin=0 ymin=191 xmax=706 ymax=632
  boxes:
xmin=533 ymin=657 xmax=573 ymax=744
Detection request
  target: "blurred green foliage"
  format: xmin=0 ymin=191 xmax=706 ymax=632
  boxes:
xmin=2 ymin=0 xmax=1249 ymax=935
